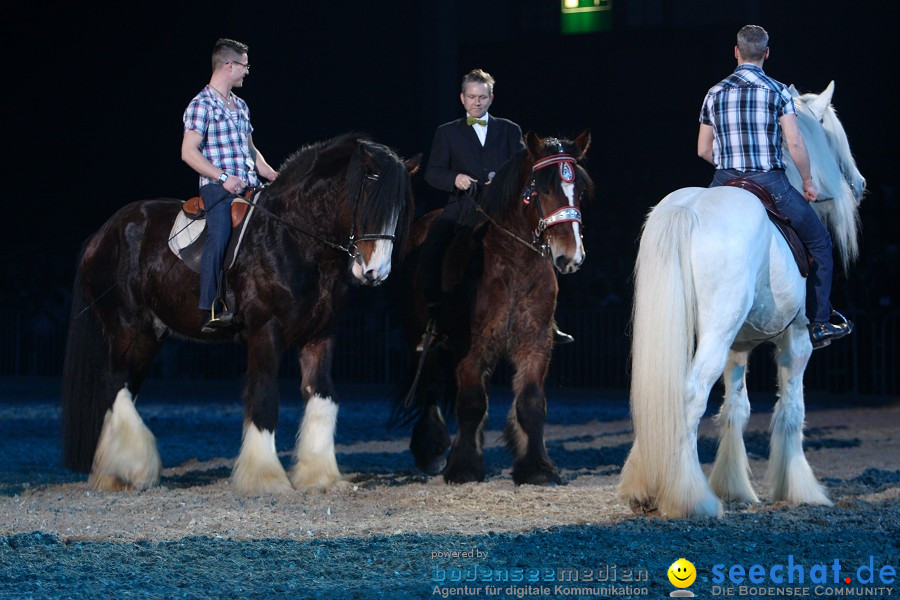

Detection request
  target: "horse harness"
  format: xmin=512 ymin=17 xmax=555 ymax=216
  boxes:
xmin=478 ymin=142 xmax=585 ymax=258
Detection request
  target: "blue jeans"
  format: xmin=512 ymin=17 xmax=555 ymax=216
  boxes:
xmin=198 ymin=183 xmax=237 ymax=311
xmin=711 ymin=169 xmax=833 ymax=322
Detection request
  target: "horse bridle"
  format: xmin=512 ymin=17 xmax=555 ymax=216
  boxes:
xmin=521 ymin=143 xmax=584 ymax=250
xmin=345 ymin=172 xmax=397 ymax=262
xmin=247 ymin=172 xmax=397 ymax=261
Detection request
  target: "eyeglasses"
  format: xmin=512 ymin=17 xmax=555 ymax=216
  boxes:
xmin=227 ymin=61 xmax=250 ymax=71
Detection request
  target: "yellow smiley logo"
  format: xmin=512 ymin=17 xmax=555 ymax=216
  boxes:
xmin=668 ymin=558 xmax=696 ymax=588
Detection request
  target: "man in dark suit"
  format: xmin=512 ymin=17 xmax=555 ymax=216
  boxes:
xmin=418 ymin=69 xmax=572 ymax=350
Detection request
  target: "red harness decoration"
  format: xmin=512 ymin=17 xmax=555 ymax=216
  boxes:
xmin=521 ymin=152 xmax=583 ymax=235
xmin=531 ymin=153 xmax=576 ymax=183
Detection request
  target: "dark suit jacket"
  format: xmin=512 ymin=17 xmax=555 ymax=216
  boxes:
xmin=424 ymin=115 xmax=525 ymax=219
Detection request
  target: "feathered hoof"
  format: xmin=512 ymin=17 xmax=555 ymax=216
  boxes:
xmin=627 ymin=497 xmax=659 ymax=516
xmin=89 ymin=474 xmax=135 ymax=492
xmin=512 ymin=464 xmax=563 ymax=487
xmin=88 ymin=460 xmax=160 ymax=492
xmin=289 ymin=465 xmax=346 ymax=492
xmin=232 ymin=465 xmax=293 ymax=495
xmin=443 ymin=461 xmax=485 ymax=484
xmin=416 ymin=456 xmax=447 ymax=476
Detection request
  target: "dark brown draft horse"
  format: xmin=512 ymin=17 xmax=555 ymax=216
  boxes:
xmin=62 ymin=133 xmax=419 ymax=494
xmin=397 ymin=131 xmax=592 ymax=485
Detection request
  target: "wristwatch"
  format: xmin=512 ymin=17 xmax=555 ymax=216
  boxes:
xmin=218 ymin=172 xmax=229 ymax=183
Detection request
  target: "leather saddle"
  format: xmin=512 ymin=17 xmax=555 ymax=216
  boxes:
xmin=167 ymin=190 xmax=260 ymax=274
xmin=181 ymin=195 xmax=252 ymax=227
xmin=724 ymin=178 xmax=811 ymax=278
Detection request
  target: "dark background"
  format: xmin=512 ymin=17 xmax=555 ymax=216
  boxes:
xmin=3 ymin=1 xmax=897 ymax=387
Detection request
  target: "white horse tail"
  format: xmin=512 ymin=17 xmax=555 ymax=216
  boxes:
xmin=619 ymin=201 xmax=699 ymax=513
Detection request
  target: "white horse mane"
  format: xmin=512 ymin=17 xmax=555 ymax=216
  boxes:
xmin=781 ymin=81 xmax=863 ymax=269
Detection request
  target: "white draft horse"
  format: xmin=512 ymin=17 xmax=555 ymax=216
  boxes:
xmin=619 ymin=82 xmax=864 ymax=517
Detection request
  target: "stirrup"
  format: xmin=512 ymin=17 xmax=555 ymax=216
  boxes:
xmin=201 ymin=301 xmax=235 ymax=334
xmin=808 ymin=310 xmax=854 ymax=350
xmin=830 ymin=309 xmax=854 ymax=333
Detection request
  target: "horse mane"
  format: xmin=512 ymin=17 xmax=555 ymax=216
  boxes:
xmin=478 ymin=149 xmax=530 ymax=218
xmin=782 ymin=96 xmax=861 ymax=268
xmin=261 ymin=132 xmax=411 ymax=256
xmin=266 ymin=132 xmax=366 ymax=199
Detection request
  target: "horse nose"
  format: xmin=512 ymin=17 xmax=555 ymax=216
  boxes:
xmin=555 ymin=255 xmax=572 ymax=273
xmin=364 ymin=268 xmax=385 ymax=285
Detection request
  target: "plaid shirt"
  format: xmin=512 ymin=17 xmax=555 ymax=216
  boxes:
xmin=699 ymin=64 xmax=796 ymax=172
xmin=183 ymin=85 xmax=259 ymax=188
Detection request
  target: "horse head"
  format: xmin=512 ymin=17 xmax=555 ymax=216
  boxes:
xmin=347 ymin=140 xmax=420 ymax=285
xmin=784 ymin=82 xmax=864 ymax=269
xmin=523 ymin=130 xmax=593 ymax=274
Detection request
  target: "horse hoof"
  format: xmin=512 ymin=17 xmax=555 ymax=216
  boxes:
xmin=443 ymin=464 xmax=485 ymax=484
xmin=628 ymin=498 xmax=658 ymax=515
xmin=416 ymin=456 xmax=447 ymax=476
xmin=514 ymin=471 xmax=563 ymax=487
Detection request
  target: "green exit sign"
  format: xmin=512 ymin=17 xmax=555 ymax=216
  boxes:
xmin=561 ymin=0 xmax=612 ymax=34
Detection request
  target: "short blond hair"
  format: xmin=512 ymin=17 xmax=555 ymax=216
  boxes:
xmin=461 ymin=69 xmax=495 ymax=95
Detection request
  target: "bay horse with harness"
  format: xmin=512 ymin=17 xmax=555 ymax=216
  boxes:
xmin=396 ymin=131 xmax=592 ymax=485
xmin=62 ymin=133 xmax=419 ymax=494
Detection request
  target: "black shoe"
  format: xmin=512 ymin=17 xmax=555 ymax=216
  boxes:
xmin=201 ymin=309 xmax=235 ymax=334
xmin=553 ymin=328 xmax=574 ymax=345
xmin=808 ymin=313 xmax=854 ymax=350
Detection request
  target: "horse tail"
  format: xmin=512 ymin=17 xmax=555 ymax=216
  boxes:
xmin=619 ymin=202 xmax=698 ymax=510
xmin=61 ymin=247 xmax=116 ymax=472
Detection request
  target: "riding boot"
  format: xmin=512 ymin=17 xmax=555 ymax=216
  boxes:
xmin=808 ymin=309 xmax=854 ymax=349
xmin=201 ymin=281 xmax=235 ymax=334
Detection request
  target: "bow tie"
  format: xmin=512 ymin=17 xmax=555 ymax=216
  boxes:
xmin=466 ymin=117 xmax=486 ymax=127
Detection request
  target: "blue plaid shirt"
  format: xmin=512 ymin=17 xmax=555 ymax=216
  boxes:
xmin=699 ymin=64 xmax=796 ymax=172
xmin=183 ymin=85 xmax=259 ymax=189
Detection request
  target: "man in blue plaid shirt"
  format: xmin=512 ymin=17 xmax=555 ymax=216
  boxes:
xmin=182 ymin=38 xmax=278 ymax=334
xmin=697 ymin=25 xmax=852 ymax=349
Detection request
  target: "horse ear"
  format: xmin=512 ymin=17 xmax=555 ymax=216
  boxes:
xmin=525 ymin=131 xmax=543 ymax=157
xmin=357 ymin=141 xmax=376 ymax=166
xmin=574 ymin=129 xmax=591 ymax=160
xmin=788 ymin=84 xmax=800 ymax=98
xmin=806 ymin=80 xmax=835 ymax=121
xmin=404 ymin=153 xmax=423 ymax=175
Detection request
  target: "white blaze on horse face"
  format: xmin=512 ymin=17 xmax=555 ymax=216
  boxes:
xmin=351 ymin=209 xmax=399 ymax=285
xmin=553 ymin=181 xmax=584 ymax=273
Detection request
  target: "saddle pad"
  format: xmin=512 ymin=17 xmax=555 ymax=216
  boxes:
xmin=724 ymin=178 xmax=811 ymax=278
xmin=167 ymin=194 xmax=258 ymax=274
